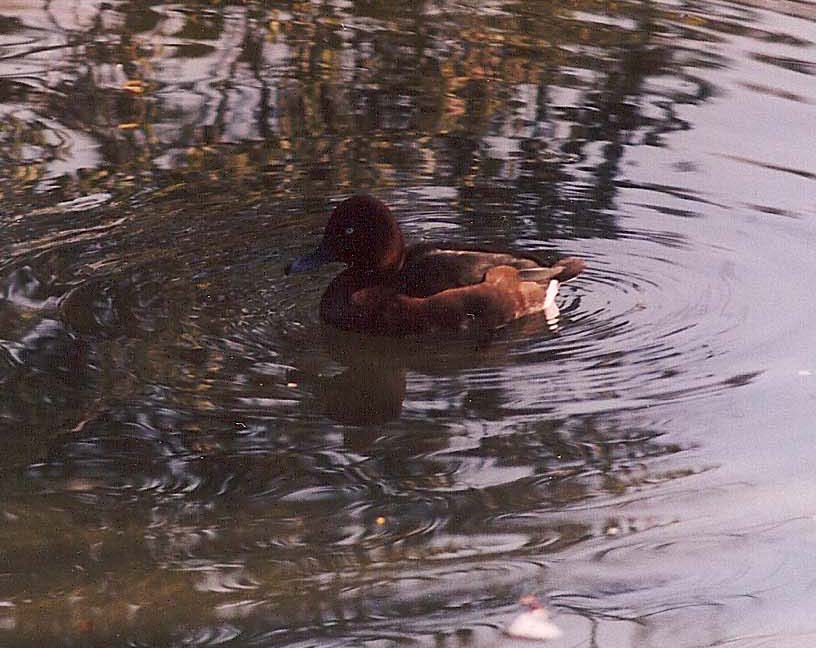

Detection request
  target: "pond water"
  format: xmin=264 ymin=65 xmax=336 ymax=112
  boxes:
xmin=1 ymin=0 xmax=815 ymax=646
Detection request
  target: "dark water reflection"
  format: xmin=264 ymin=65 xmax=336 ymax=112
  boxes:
xmin=2 ymin=0 xmax=816 ymax=646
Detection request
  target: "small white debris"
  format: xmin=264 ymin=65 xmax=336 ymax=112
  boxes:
xmin=506 ymin=595 xmax=562 ymax=641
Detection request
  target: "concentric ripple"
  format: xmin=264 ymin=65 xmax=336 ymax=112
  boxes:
xmin=507 ymin=238 xmax=749 ymax=414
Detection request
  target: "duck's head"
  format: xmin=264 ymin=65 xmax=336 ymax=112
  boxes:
xmin=286 ymin=195 xmax=405 ymax=275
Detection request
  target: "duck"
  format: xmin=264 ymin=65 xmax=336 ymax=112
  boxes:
xmin=285 ymin=195 xmax=585 ymax=336
xmin=505 ymin=594 xmax=563 ymax=641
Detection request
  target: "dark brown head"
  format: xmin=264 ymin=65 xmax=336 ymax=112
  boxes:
xmin=286 ymin=195 xmax=405 ymax=275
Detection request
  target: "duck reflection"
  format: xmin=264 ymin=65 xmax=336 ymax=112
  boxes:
xmin=315 ymin=312 xmax=560 ymax=428
xmin=320 ymin=362 xmax=407 ymax=427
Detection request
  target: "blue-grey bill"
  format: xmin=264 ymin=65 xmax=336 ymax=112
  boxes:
xmin=285 ymin=245 xmax=335 ymax=274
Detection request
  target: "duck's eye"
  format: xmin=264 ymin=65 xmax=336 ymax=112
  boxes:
xmin=345 ymin=226 xmax=355 ymax=235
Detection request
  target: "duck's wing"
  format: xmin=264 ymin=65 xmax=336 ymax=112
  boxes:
xmin=402 ymin=245 xmax=585 ymax=297
xmin=518 ymin=257 xmax=586 ymax=284
xmin=335 ymin=260 xmax=582 ymax=335
xmin=387 ymin=265 xmax=553 ymax=334
xmin=401 ymin=244 xmax=541 ymax=297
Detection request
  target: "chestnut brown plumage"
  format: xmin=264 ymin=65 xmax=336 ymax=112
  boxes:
xmin=287 ymin=195 xmax=586 ymax=336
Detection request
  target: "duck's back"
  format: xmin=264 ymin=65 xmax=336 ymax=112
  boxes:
xmin=400 ymin=244 xmax=543 ymax=297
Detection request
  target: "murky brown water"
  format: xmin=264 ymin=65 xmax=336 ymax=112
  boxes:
xmin=1 ymin=1 xmax=815 ymax=646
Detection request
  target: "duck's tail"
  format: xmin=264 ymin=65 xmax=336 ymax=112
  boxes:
xmin=519 ymin=257 xmax=586 ymax=284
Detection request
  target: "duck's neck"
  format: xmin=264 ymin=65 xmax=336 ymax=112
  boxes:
xmin=382 ymin=243 xmax=406 ymax=274
xmin=377 ymin=223 xmax=406 ymax=273
xmin=355 ymin=231 xmax=406 ymax=277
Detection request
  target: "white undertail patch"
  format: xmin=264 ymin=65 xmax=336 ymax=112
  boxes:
xmin=543 ymin=280 xmax=560 ymax=331
xmin=543 ymin=280 xmax=559 ymax=309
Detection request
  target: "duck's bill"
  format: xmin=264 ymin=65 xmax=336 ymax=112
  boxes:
xmin=285 ymin=244 xmax=336 ymax=274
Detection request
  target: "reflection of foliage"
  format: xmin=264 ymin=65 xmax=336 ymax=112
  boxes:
xmin=0 ymin=3 xmax=733 ymax=644
xmin=0 ymin=109 xmax=58 ymax=191
xmin=10 ymin=398 xmax=690 ymax=644
xmin=0 ymin=0 xmax=723 ymax=238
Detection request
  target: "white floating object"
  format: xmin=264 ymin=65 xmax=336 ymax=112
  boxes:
xmin=506 ymin=595 xmax=562 ymax=641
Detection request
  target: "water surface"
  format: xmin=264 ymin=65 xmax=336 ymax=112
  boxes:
xmin=1 ymin=1 xmax=815 ymax=646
